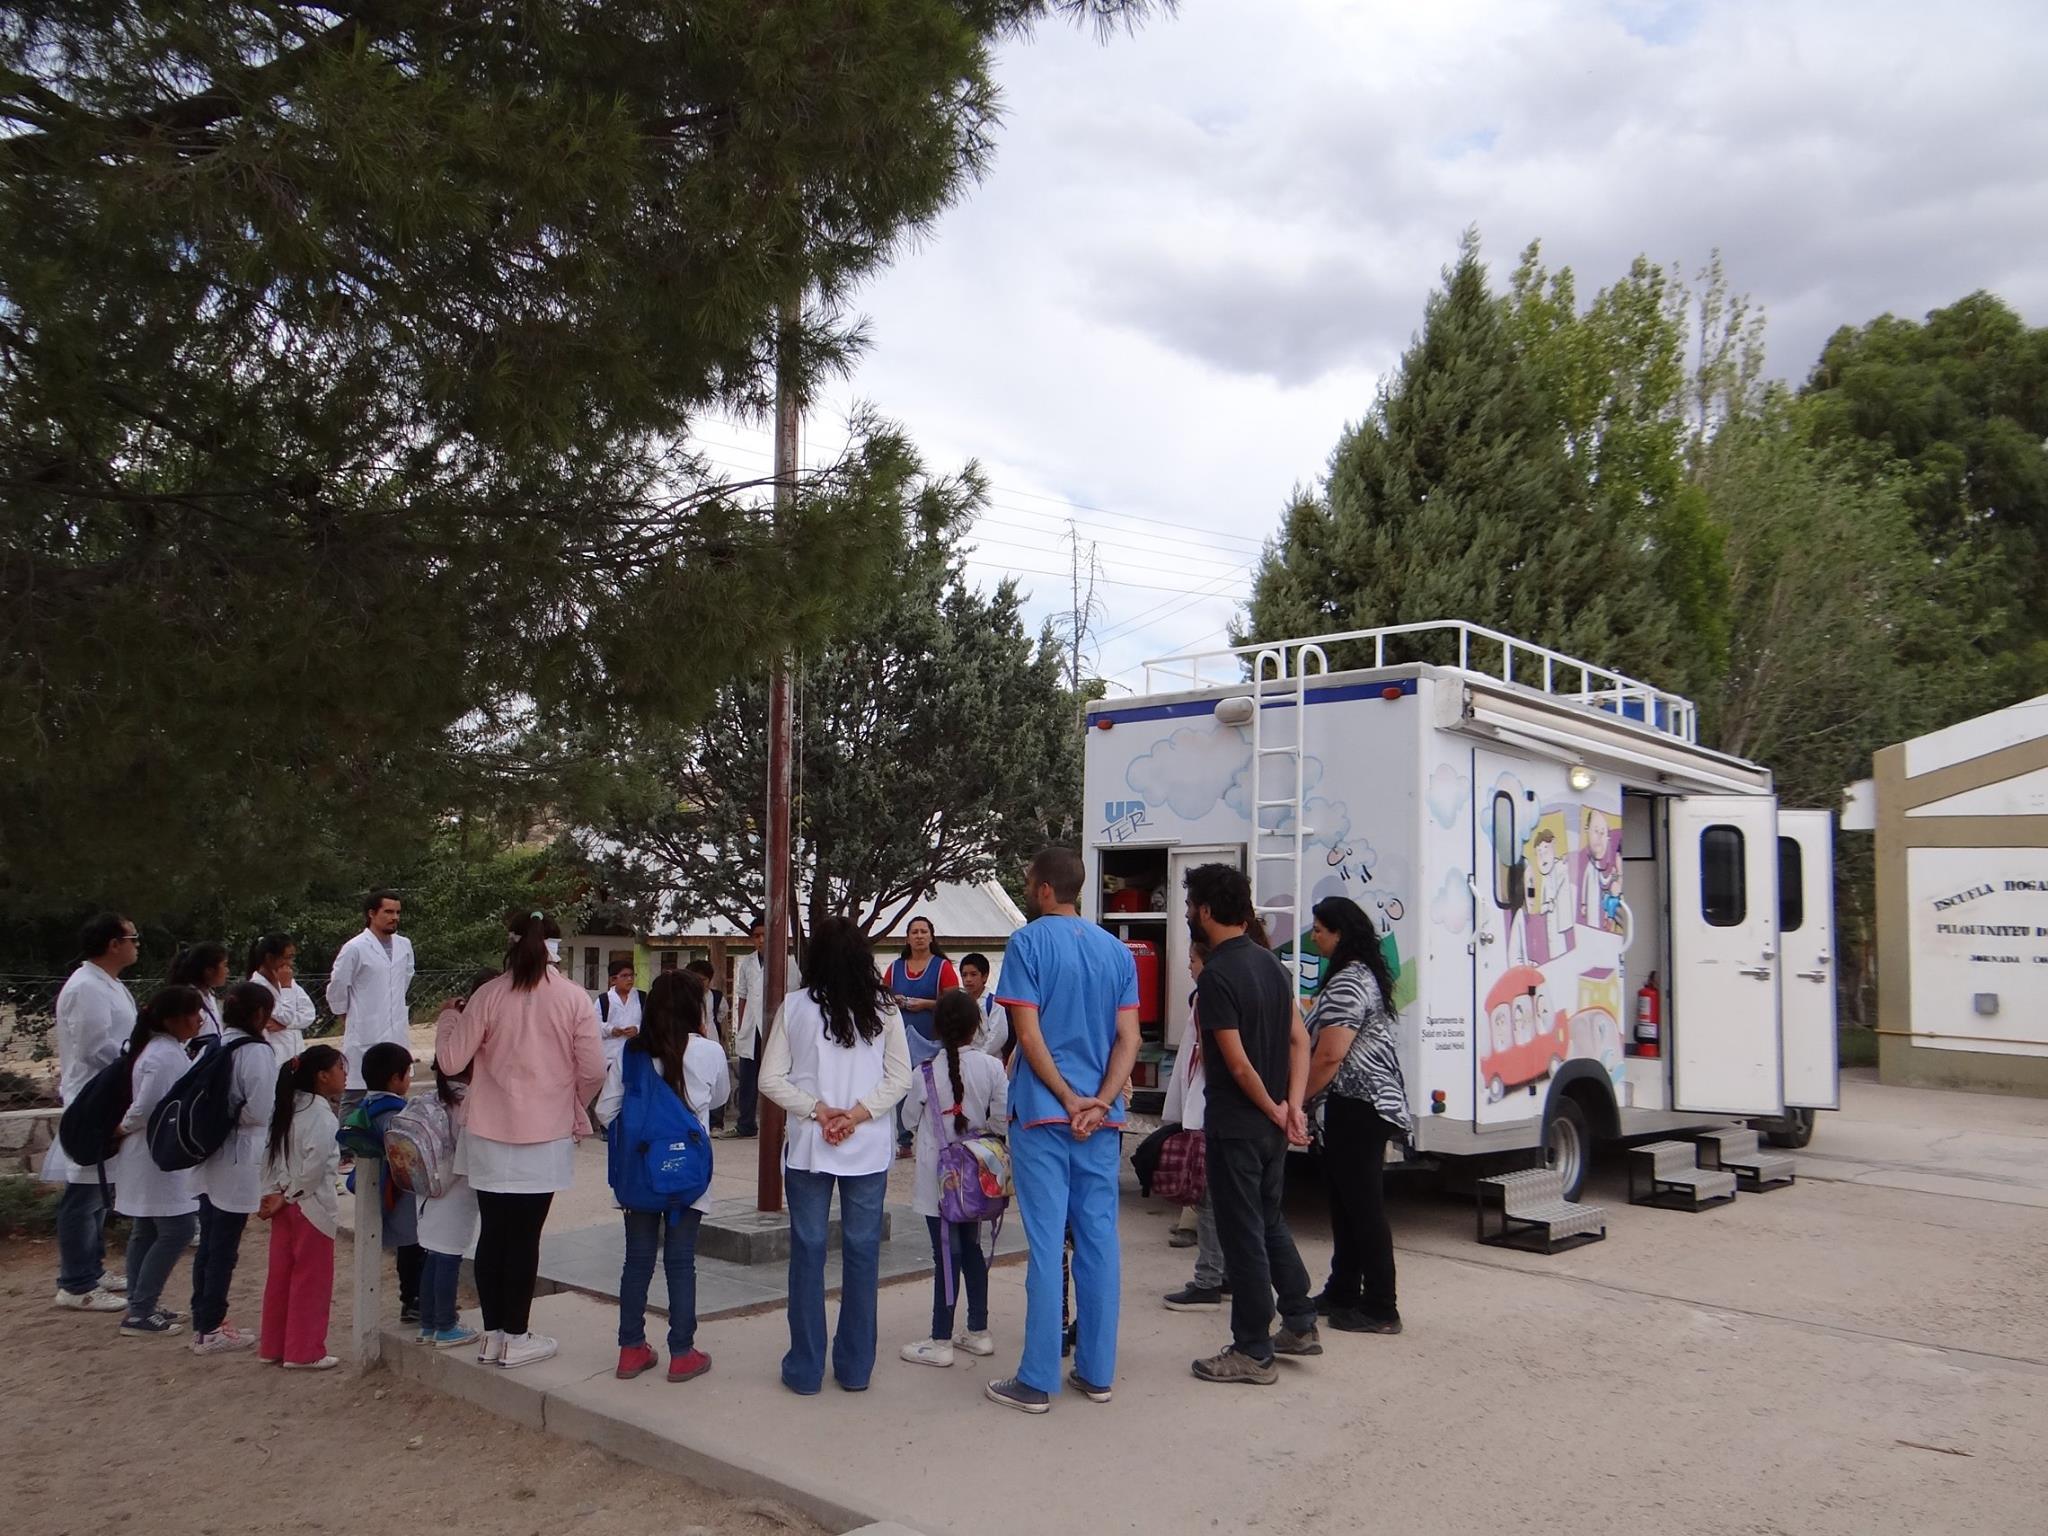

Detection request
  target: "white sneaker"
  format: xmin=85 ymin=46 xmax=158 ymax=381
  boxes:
xmin=190 ymin=1328 xmax=255 ymax=1356
xmin=900 ymin=1338 xmax=955 ymax=1368
xmin=102 ymin=1273 xmax=128 ymax=1293
xmin=478 ymin=1329 xmax=507 ymax=1365
xmin=54 ymin=1287 xmax=126 ymax=1313
xmin=282 ymin=1355 xmax=341 ymax=1372
xmin=498 ymin=1333 xmax=558 ymax=1369
xmin=955 ymin=1330 xmax=995 ymax=1357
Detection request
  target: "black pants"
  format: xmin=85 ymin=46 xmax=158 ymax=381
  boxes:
xmin=1206 ymin=1128 xmax=1314 ymax=1362
xmin=473 ymin=1191 xmax=554 ymax=1335
xmin=190 ymin=1197 xmax=249 ymax=1337
xmin=1322 ymin=1095 xmax=1399 ymax=1320
xmin=395 ymin=1242 xmax=425 ymax=1311
xmin=735 ymin=1057 xmax=759 ymax=1136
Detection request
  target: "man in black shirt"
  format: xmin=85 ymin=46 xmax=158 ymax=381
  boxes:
xmin=1185 ymin=863 xmax=1319 ymax=1384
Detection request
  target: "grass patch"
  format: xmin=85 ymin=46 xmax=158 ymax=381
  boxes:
xmin=0 ymin=1175 xmax=61 ymax=1238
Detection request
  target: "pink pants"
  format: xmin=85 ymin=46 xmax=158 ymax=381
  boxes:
xmin=259 ymin=1203 xmax=334 ymax=1364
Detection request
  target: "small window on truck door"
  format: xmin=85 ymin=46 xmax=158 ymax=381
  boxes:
xmin=1778 ymin=836 xmax=1804 ymax=933
xmin=1492 ymin=793 xmax=1516 ymax=908
xmin=1700 ymin=826 xmax=1747 ymax=927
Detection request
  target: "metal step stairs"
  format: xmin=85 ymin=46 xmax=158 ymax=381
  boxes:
xmin=1249 ymin=642 xmax=1328 ymax=944
xmin=1695 ymin=1128 xmax=1797 ymax=1192
xmin=1628 ymin=1139 xmax=1737 ymax=1211
xmin=1474 ymin=1167 xmax=1608 ymax=1254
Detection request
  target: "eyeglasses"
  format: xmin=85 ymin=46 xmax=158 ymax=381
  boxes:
xmin=119 ymin=932 xmax=140 ymax=944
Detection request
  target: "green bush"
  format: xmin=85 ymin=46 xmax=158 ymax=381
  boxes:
xmin=0 ymin=1175 xmax=61 ymax=1238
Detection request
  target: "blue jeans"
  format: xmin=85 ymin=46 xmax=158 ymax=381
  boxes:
xmin=124 ymin=1211 xmax=198 ymax=1317
xmin=927 ymin=1216 xmax=989 ymax=1340
xmin=618 ymin=1207 xmax=704 ymax=1354
xmin=55 ymin=1181 xmax=113 ymax=1295
xmin=734 ymin=1058 xmax=759 ymax=1136
xmin=419 ymin=1249 xmax=464 ymax=1333
xmin=190 ymin=1197 xmax=249 ymax=1337
xmin=1012 ymin=1124 xmax=1122 ymax=1393
xmin=782 ymin=1166 xmax=887 ymax=1394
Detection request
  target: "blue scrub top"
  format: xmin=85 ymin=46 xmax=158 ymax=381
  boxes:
xmin=994 ymin=915 xmax=1138 ymax=1128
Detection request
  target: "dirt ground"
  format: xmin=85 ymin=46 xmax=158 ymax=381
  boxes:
xmin=0 ymin=1230 xmax=820 ymax=1536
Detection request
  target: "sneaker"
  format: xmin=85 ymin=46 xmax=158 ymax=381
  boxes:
xmin=416 ymin=1327 xmax=436 ymax=1345
xmin=478 ymin=1329 xmax=507 ymax=1365
xmin=191 ymin=1328 xmax=255 ymax=1356
xmin=985 ymin=1376 xmax=1051 ymax=1414
xmin=499 ymin=1332 xmax=558 ymax=1369
xmin=616 ymin=1343 xmax=658 ymax=1380
xmin=1191 ymin=1346 xmax=1278 ymax=1385
xmin=900 ymin=1338 xmax=955 ymax=1368
xmin=667 ymin=1348 xmax=712 ymax=1383
xmin=1162 ymin=1284 xmax=1224 ymax=1312
xmin=430 ymin=1326 xmax=480 ymax=1350
xmin=1168 ymin=1228 xmax=1197 ymax=1249
xmin=282 ymin=1355 xmax=341 ymax=1371
xmin=257 ymin=1355 xmax=281 ymax=1365
xmin=1066 ymin=1368 xmax=1112 ymax=1403
xmin=954 ymin=1330 xmax=995 ymax=1357
xmin=1273 ymin=1325 xmax=1323 ymax=1357
xmin=53 ymin=1287 xmax=126 ymax=1313
xmin=102 ymin=1273 xmax=128 ymax=1293
xmin=399 ymin=1304 xmax=420 ymax=1325
xmin=1328 ymin=1308 xmax=1404 ymax=1335
xmin=119 ymin=1309 xmax=183 ymax=1338
xmin=896 ymin=1142 xmax=915 ymax=1160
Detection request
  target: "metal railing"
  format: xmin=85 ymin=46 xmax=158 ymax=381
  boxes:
xmin=1140 ymin=620 xmax=1698 ymax=743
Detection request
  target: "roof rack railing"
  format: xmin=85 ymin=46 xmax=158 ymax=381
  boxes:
xmin=1139 ymin=620 xmax=1697 ymax=743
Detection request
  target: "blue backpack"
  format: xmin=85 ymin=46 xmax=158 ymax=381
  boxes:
xmin=607 ymin=1048 xmax=713 ymax=1214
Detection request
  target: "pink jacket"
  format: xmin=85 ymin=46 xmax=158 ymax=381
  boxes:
xmin=436 ymin=970 xmax=605 ymax=1145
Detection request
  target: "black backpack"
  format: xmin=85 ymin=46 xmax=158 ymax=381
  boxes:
xmin=147 ymin=1035 xmax=266 ymax=1171
xmin=56 ymin=1044 xmax=136 ymax=1172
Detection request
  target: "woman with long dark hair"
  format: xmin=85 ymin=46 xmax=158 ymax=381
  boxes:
xmin=885 ymin=915 xmax=958 ymax=1156
xmin=1304 ymin=896 xmax=1411 ymax=1334
xmin=246 ymin=933 xmax=317 ymax=1063
xmin=436 ymin=911 xmax=606 ymax=1370
xmin=758 ymin=916 xmax=910 ymax=1395
xmin=169 ymin=943 xmax=231 ymax=1047
xmin=111 ymin=986 xmax=207 ymax=1336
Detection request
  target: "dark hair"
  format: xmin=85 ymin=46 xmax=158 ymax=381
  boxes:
xmin=959 ymin=952 xmax=990 ymax=976
xmin=503 ymin=909 xmax=560 ymax=990
xmin=1184 ymin=862 xmax=1255 ymax=928
xmin=898 ymin=913 xmax=945 ymax=964
xmin=221 ymin=980 xmax=276 ymax=1038
xmin=269 ymin=1044 xmax=344 ymax=1164
xmin=361 ymin=1041 xmax=414 ymax=1093
xmin=1190 ymin=935 xmax=1213 ymax=962
xmin=932 ymin=989 xmax=979 ymax=1136
xmin=1247 ymin=912 xmax=1271 ymax=949
xmin=364 ymin=888 xmax=401 ymax=918
xmin=748 ymin=913 xmax=766 ymax=937
xmin=79 ymin=912 xmax=131 ymax=960
xmin=432 ymin=1056 xmax=472 ymax=1107
xmin=1026 ymin=847 xmax=1085 ymax=906
xmin=167 ymin=942 xmax=230 ymax=989
xmin=608 ymin=956 xmax=636 ymax=979
xmin=127 ymin=984 xmax=205 ymax=1059
xmin=684 ymin=958 xmax=714 ymax=980
xmin=803 ymin=917 xmax=889 ymax=1049
xmin=634 ymin=970 xmax=707 ymax=1102
xmin=1311 ymin=896 xmax=1398 ymax=1004
xmin=247 ymin=932 xmax=296 ymax=977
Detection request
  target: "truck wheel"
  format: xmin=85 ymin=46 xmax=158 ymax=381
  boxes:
xmin=1543 ymin=1097 xmax=1591 ymax=1201
xmin=1763 ymin=1107 xmax=1816 ymax=1149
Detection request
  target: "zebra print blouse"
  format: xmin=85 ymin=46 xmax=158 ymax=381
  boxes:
xmin=1307 ymin=962 xmax=1413 ymax=1136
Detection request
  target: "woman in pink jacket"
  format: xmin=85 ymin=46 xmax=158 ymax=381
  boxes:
xmin=436 ymin=910 xmax=604 ymax=1369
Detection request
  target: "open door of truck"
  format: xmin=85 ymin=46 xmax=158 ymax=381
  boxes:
xmin=1777 ymin=809 xmax=1840 ymax=1110
xmin=1670 ymin=795 xmax=1785 ymax=1115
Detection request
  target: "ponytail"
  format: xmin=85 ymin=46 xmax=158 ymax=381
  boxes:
xmin=503 ymin=910 xmax=560 ymax=991
xmin=931 ymin=988 xmax=980 ymax=1136
xmin=269 ymin=1044 xmax=343 ymax=1164
xmin=126 ymin=984 xmax=204 ymax=1059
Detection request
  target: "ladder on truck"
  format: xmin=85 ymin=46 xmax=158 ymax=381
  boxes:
xmin=1250 ymin=643 xmax=1327 ymax=964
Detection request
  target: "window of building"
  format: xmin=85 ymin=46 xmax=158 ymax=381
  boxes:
xmin=582 ymin=946 xmax=600 ymax=991
xmin=1700 ymin=826 xmax=1747 ymax=927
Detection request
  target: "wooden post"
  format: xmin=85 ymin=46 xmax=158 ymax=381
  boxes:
xmin=351 ymin=1153 xmax=384 ymax=1371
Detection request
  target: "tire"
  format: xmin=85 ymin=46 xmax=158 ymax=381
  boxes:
xmin=1762 ymin=1107 xmax=1816 ymax=1150
xmin=1543 ymin=1096 xmax=1592 ymax=1201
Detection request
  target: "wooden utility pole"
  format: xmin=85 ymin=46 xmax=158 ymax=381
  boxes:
xmin=757 ymin=292 xmax=800 ymax=1213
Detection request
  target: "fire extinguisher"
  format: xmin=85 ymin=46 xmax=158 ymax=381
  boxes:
xmin=1634 ymin=973 xmax=1662 ymax=1058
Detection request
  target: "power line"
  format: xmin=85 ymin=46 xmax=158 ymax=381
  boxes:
xmin=1095 ymin=560 xmax=1254 ymax=645
xmin=959 ymin=555 xmax=1246 ymax=598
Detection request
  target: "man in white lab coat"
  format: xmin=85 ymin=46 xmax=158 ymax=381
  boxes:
xmin=725 ymin=918 xmax=798 ymax=1139
xmin=44 ymin=913 xmax=141 ymax=1311
xmin=590 ymin=957 xmax=643 ymax=1133
xmin=325 ymin=889 xmax=416 ymax=1104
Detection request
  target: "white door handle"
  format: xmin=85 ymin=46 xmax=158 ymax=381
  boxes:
xmin=1740 ymin=965 xmax=1772 ymax=979
xmin=1797 ymin=969 xmax=1827 ymax=982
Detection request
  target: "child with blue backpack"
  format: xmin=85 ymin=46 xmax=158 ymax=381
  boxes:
xmin=340 ymin=1041 xmax=425 ymax=1323
xmin=899 ymin=988 xmax=1008 ymax=1369
xmin=598 ymin=970 xmax=728 ymax=1384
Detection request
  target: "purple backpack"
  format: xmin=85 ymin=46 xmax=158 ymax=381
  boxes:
xmin=922 ymin=1061 xmax=1012 ymax=1303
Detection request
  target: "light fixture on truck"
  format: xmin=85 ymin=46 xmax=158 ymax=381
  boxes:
xmin=1430 ymin=1090 xmax=1447 ymax=1115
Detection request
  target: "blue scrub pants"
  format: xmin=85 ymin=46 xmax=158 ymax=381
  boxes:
xmin=1011 ymin=1123 xmax=1121 ymax=1393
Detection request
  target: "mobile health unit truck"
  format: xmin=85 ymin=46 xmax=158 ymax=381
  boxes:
xmin=1084 ymin=621 xmax=1836 ymax=1199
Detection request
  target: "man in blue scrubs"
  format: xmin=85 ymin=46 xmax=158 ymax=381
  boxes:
xmin=986 ymin=847 xmax=1140 ymax=1413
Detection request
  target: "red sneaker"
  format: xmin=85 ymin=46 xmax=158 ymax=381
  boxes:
xmin=667 ymin=1348 xmax=712 ymax=1383
xmin=616 ymin=1343 xmax=658 ymax=1380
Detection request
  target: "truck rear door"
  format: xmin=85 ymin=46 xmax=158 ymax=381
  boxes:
xmin=1777 ymin=809 xmax=1840 ymax=1109
xmin=1670 ymin=795 xmax=1785 ymax=1115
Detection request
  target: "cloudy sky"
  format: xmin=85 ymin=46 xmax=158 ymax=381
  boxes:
xmin=700 ymin=0 xmax=2048 ymax=694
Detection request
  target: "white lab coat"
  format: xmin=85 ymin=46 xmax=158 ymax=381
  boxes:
xmin=40 ymin=963 xmax=137 ymax=1184
xmin=250 ymin=971 xmax=315 ymax=1064
xmin=593 ymin=985 xmax=644 ymax=1075
xmin=733 ymin=951 xmax=799 ymax=1061
xmin=595 ymin=1037 xmax=732 ymax=1214
xmin=1161 ymin=1019 xmax=1207 ymax=1133
xmin=196 ymin=1031 xmax=282 ymax=1215
xmin=113 ymin=1034 xmax=200 ymax=1217
xmin=326 ymin=928 xmax=416 ymax=1090
xmin=265 ymin=1091 xmax=341 ymax=1239
xmin=970 ymin=993 xmax=1011 ymax=1059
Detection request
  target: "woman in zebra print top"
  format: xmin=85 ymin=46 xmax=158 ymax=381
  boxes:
xmin=1304 ymin=896 xmax=1410 ymax=1336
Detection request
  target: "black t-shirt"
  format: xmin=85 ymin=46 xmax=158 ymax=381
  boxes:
xmin=1197 ymin=935 xmax=1294 ymax=1139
